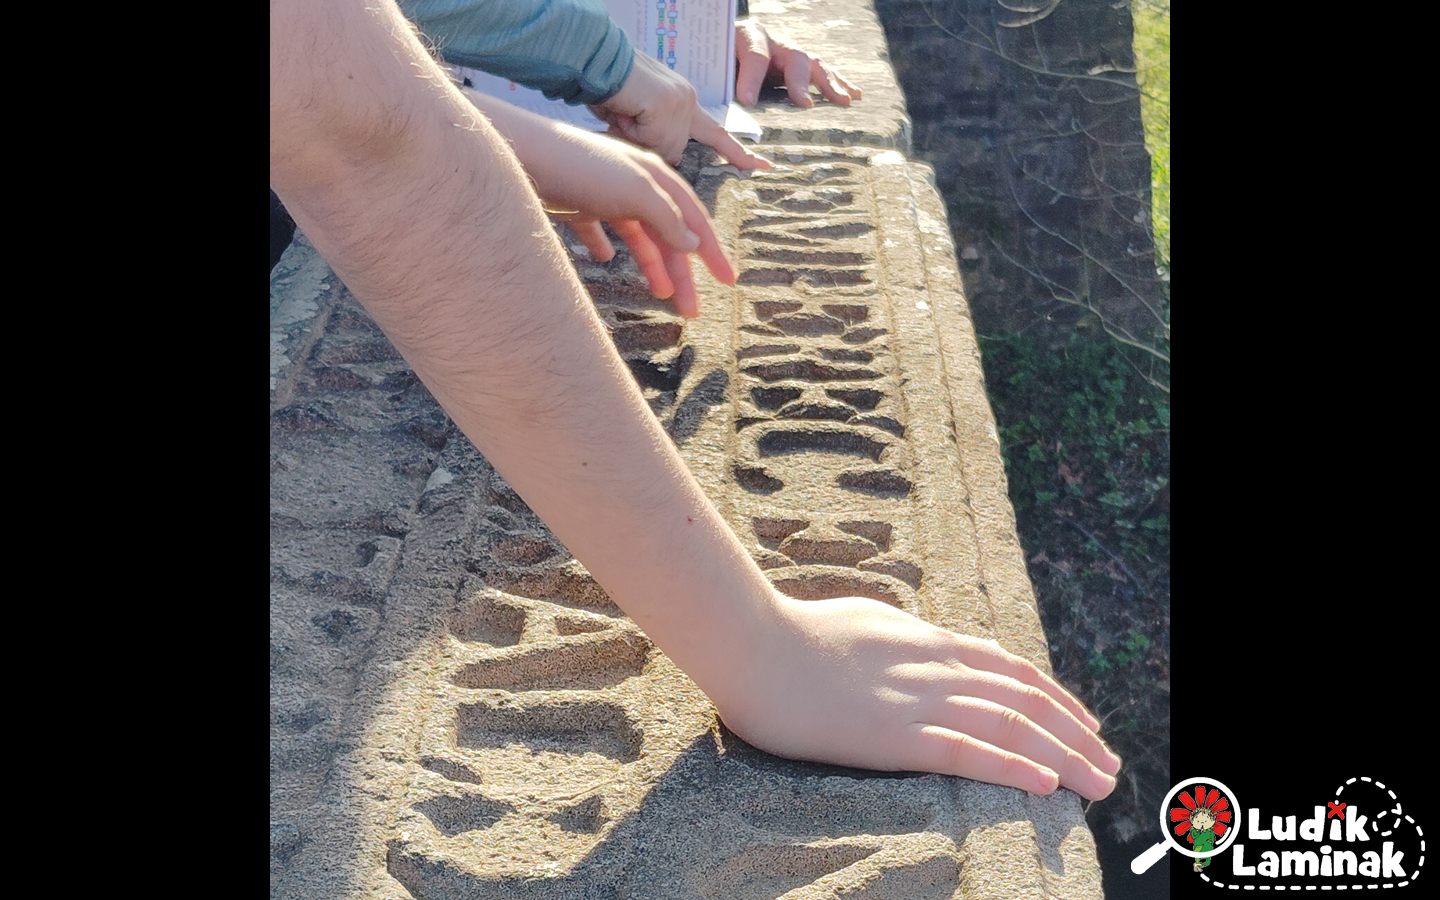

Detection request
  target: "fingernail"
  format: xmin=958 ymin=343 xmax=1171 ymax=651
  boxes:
xmin=1094 ymin=771 xmax=1117 ymax=797
xmin=1103 ymin=748 xmax=1122 ymax=774
xmin=681 ymin=227 xmax=700 ymax=250
xmin=1035 ymin=767 xmax=1060 ymax=794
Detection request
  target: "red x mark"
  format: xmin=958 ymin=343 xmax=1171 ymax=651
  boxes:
xmin=1327 ymin=802 xmax=1347 ymax=819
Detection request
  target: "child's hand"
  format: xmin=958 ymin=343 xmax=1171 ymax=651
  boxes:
xmin=590 ymin=51 xmax=772 ymax=171
xmin=541 ymin=135 xmax=735 ymax=318
xmin=462 ymin=89 xmax=736 ymax=316
xmin=718 ymin=594 xmax=1120 ymax=799
xmin=734 ymin=20 xmax=862 ymax=108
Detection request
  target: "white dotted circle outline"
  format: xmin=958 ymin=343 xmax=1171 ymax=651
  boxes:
xmin=1196 ymin=777 xmax=1425 ymax=890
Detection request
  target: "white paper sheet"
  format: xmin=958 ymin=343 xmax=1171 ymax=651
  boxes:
xmin=453 ymin=0 xmax=761 ymax=141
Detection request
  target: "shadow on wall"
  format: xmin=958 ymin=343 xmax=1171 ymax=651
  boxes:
xmin=386 ymin=727 xmax=1090 ymax=900
xmin=874 ymin=0 xmax=1167 ymax=361
xmin=272 ymin=189 xmax=297 ymax=272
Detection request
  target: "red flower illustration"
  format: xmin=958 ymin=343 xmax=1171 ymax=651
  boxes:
xmin=1170 ymin=784 xmax=1233 ymax=842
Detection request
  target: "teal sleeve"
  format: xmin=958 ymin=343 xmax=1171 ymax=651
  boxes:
xmin=399 ymin=0 xmax=636 ymax=106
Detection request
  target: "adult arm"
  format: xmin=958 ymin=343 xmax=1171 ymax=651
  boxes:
xmin=270 ymin=0 xmax=1118 ymax=799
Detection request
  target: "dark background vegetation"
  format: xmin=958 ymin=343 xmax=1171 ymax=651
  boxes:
xmin=873 ymin=1 xmax=1170 ymax=895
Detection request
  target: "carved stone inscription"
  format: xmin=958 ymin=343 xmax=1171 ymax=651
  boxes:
xmin=719 ymin=151 xmax=926 ymax=616
xmin=358 ymin=148 xmax=1093 ymax=900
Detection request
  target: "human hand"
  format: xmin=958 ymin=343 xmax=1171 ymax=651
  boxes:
xmin=718 ymin=594 xmax=1120 ymax=799
xmin=540 ymin=131 xmax=736 ymax=318
xmin=734 ymin=19 xmax=862 ymax=108
xmin=591 ymin=50 xmax=771 ymax=171
xmin=464 ymin=89 xmax=735 ymax=317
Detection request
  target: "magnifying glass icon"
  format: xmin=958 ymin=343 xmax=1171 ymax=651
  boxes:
xmin=1131 ymin=776 xmax=1241 ymax=874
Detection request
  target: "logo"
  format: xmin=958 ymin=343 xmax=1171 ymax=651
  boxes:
xmin=1134 ymin=775 xmax=1425 ymax=889
xmin=1131 ymin=776 xmax=1241 ymax=874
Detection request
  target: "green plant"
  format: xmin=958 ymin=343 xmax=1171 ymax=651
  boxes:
xmin=979 ymin=329 xmax=1170 ymax=837
xmin=1132 ymin=0 xmax=1170 ymax=268
xmin=1088 ymin=628 xmax=1152 ymax=675
xmin=985 ymin=332 xmax=1169 ymax=553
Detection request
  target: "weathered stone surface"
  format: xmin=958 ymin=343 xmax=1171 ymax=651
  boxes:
xmin=271 ymin=2 xmax=1104 ymax=897
xmin=743 ymin=0 xmax=912 ymax=152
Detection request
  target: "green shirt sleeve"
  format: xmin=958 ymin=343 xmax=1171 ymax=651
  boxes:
xmin=399 ymin=0 xmax=636 ymax=106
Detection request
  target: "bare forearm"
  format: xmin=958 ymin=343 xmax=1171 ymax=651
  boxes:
xmin=271 ymin=0 xmax=775 ymax=704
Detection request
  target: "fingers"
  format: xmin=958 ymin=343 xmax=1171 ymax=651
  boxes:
xmin=643 ymin=221 xmax=699 ymax=318
xmin=957 ymin=638 xmax=1104 ymax=733
xmin=782 ymin=51 xmax=859 ymax=108
xmin=601 ymin=217 xmax=702 ymax=318
xmin=830 ymin=68 xmax=862 ymax=101
xmin=958 ymin=669 xmax=1120 ymax=779
xmin=612 ymin=215 xmax=700 ymax=318
xmin=810 ymin=58 xmax=858 ymax=106
xmin=619 ymin=162 xmax=701 ymax=254
xmin=601 ymin=108 xmax=685 ymax=166
xmin=611 ymin=219 xmax=673 ymax=300
xmin=692 ymin=219 xmax=737 ymax=287
xmin=782 ymin=49 xmax=816 ymax=108
xmin=932 ymin=697 xmax=1117 ymax=800
xmin=904 ymin=724 xmax=1062 ymax=796
xmin=638 ymin=72 xmax=696 ymax=165
xmin=735 ymin=23 xmax=772 ymax=106
xmin=543 ymin=134 xmax=733 ymax=309
xmin=688 ymin=107 xmax=771 ymax=171
xmin=567 ymin=220 xmax=616 ymax=263
xmin=736 ymin=21 xmax=859 ymax=108
xmin=637 ymin=158 xmax=737 ymax=285
xmin=604 ymin=117 xmax=643 ymax=152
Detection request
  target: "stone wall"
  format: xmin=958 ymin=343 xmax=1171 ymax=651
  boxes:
xmin=271 ymin=2 xmax=1108 ymax=897
xmin=875 ymin=0 xmax=1165 ymax=350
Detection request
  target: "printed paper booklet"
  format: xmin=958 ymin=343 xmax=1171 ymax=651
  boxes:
xmin=454 ymin=0 xmax=762 ymax=140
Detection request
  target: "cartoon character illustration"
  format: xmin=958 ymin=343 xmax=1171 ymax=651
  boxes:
xmin=1171 ymin=784 xmax=1231 ymax=872
xmin=1186 ymin=807 xmax=1218 ymax=870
